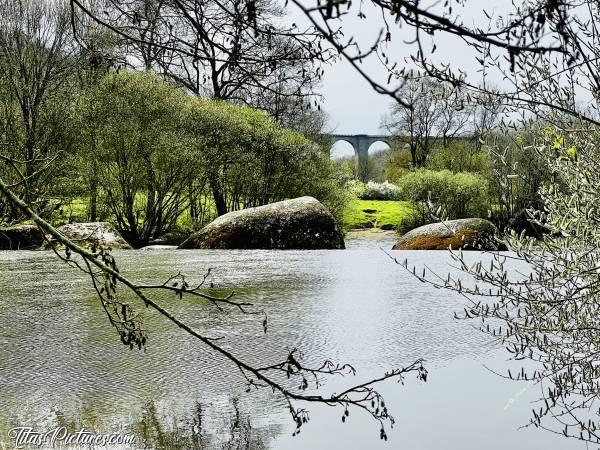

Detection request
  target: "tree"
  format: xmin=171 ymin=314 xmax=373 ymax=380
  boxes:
xmin=77 ymin=71 xmax=200 ymax=246
xmin=437 ymin=87 xmax=471 ymax=148
xmin=382 ymin=76 xmax=452 ymax=168
xmin=184 ymin=97 xmax=348 ymax=222
xmin=0 ymin=0 xmax=76 ymax=221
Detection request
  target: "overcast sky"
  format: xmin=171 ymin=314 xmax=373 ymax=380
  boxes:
xmin=291 ymin=0 xmax=508 ymax=155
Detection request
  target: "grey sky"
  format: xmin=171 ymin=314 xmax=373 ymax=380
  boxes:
xmin=298 ymin=0 xmax=508 ymax=150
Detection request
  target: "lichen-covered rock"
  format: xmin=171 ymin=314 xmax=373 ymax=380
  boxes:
xmin=45 ymin=222 xmax=132 ymax=250
xmin=392 ymin=218 xmax=500 ymax=250
xmin=0 ymin=224 xmax=44 ymax=250
xmin=179 ymin=197 xmax=345 ymax=250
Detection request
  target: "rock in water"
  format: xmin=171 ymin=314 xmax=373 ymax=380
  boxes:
xmin=0 ymin=224 xmax=44 ymax=250
xmin=392 ymin=218 xmax=500 ymax=250
xmin=179 ymin=197 xmax=345 ymax=250
xmin=45 ymin=222 xmax=132 ymax=250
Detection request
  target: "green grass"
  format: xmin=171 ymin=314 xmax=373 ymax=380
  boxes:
xmin=59 ymin=195 xmax=415 ymax=234
xmin=57 ymin=194 xmax=217 ymax=231
xmin=343 ymin=199 xmax=415 ymax=231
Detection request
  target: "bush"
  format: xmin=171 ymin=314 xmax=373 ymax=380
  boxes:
xmin=396 ymin=170 xmax=489 ymax=220
xmin=428 ymin=142 xmax=492 ymax=173
xmin=76 ymin=70 xmax=196 ymax=246
xmin=359 ymin=181 xmax=401 ymax=200
xmin=185 ymin=98 xmax=349 ymax=225
xmin=345 ymin=179 xmax=365 ymax=198
xmin=396 ymin=209 xmax=428 ymax=234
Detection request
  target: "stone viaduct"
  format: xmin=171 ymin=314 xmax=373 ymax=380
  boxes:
xmin=329 ymin=134 xmax=391 ymax=181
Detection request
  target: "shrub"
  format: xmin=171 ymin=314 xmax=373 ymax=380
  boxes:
xmin=396 ymin=209 xmax=428 ymax=234
xmin=428 ymin=142 xmax=492 ymax=173
xmin=185 ymin=98 xmax=349 ymax=225
xmin=396 ymin=170 xmax=489 ymax=220
xmin=345 ymin=179 xmax=366 ymax=198
xmin=359 ymin=181 xmax=401 ymax=200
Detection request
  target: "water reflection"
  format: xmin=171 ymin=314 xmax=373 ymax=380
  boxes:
xmin=0 ymin=398 xmax=273 ymax=450
xmin=0 ymin=248 xmax=585 ymax=449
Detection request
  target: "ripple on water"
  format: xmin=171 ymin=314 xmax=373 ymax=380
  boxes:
xmin=0 ymin=248 xmax=575 ymax=450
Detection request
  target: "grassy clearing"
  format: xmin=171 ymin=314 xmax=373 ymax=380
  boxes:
xmin=343 ymin=199 xmax=415 ymax=231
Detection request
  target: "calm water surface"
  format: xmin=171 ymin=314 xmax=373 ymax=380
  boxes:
xmin=0 ymin=239 xmax=583 ymax=449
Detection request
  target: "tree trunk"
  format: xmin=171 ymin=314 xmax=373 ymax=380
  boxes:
xmin=209 ymin=175 xmax=228 ymax=216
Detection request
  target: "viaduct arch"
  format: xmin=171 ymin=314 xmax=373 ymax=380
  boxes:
xmin=330 ymin=134 xmax=391 ymax=181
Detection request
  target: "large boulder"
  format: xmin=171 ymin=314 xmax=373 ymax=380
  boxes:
xmin=392 ymin=218 xmax=500 ymax=250
xmin=0 ymin=224 xmax=44 ymax=250
xmin=179 ymin=197 xmax=345 ymax=250
xmin=45 ymin=222 xmax=132 ymax=250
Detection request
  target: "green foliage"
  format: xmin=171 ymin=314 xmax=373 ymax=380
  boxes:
xmin=184 ymin=96 xmax=348 ymax=224
xmin=76 ymin=70 xmax=198 ymax=245
xmin=428 ymin=142 xmax=491 ymax=173
xmin=69 ymin=70 xmax=350 ymax=243
xmin=396 ymin=169 xmax=489 ymax=221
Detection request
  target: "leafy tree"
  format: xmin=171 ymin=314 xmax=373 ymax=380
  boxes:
xmin=184 ymin=97 xmax=348 ymax=222
xmin=77 ymin=70 xmax=199 ymax=246
xmin=0 ymin=0 xmax=76 ymax=222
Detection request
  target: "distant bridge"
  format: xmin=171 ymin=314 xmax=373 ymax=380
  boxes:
xmin=329 ymin=134 xmax=391 ymax=181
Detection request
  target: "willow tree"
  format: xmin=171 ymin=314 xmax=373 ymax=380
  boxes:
xmin=76 ymin=70 xmax=199 ymax=246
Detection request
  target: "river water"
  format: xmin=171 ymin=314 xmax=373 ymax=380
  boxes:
xmin=0 ymin=239 xmax=584 ymax=449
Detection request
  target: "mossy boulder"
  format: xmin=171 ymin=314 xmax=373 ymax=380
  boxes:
xmin=45 ymin=222 xmax=132 ymax=250
xmin=179 ymin=197 xmax=345 ymax=250
xmin=0 ymin=224 xmax=44 ymax=250
xmin=392 ymin=218 xmax=500 ymax=250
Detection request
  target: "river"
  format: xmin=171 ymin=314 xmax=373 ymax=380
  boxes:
xmin=0 ymin=239 xmax=584 ymax=449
